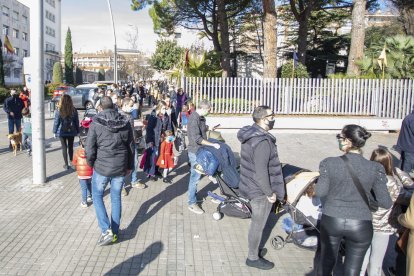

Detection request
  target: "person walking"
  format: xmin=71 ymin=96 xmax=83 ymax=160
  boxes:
xmin=53 ymin=94 xmax=79 ymax=170
xmin=187 ymin=100 xmax=221 ymax=215
xmin=398 ymin=193 xmax=414 ymax=276
xmin=176 ymin=88 xmax=188 ymax=114
xmin=237 ymin=105 xmax=285 ymax=270
xmin=86 ymin=96 xmax=134 ymax=246
xmin=397 ymin=107 xmax=414 ymax=174
xmin=3 ymin=89 xmax=24 ymax=135
xmin=315 ymin=124 xmax=393 ymax=276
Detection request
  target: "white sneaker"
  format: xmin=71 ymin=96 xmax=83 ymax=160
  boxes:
xmin=86 ymin=196 xmax=93 ymax=203
xmin=132 ymin=182 xmax=147 ymax=189
xmin=80 ymin=202 xmax=88 ymax=208
xmin=188 ymin=204 xmax=204 ymax=215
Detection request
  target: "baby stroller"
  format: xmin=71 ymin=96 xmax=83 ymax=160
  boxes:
xmin=271 ymin=164 xmax=320 ymax=251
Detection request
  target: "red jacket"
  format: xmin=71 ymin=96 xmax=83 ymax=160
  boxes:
xmin=19 ymin=92 xmax=29 ymax=108
xmin=156 ymin=140 xmax=175 ymax=169
xmin=73 ymin=147 xmax=93 ymax=178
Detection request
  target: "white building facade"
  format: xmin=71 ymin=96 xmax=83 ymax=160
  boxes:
xmin=1 ymin=0 xmax=30 ymax=85
xmin=43 ymin=0 xmax=61 ymax=82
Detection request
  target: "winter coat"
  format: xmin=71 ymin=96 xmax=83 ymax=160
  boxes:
xmin=165 ymin=106 xmax=178 ymax=133
xmin=72 ymin=147 xmax=93 ymax=179
xmin=372 ymin=175 xmax=401 ymax=233
xmin=3 ymin=95 xmax=24 ymax=120
xmin=53 ymin=109 xmax=79 ymax=137
xmin=176 ymin=93 xmax=188 ymax=110
xmin=196 ymin=148 xmax=219 ymax=176
xmin=22 ymin=116 xmax=32 ymax=135
xmin=187 ymin=111 xmax=208 ymax=154
xmin=19 ymin=92 xmax=30 ymax=108
xmin=157 ymin=140 xmax=175 ymax=169
xmin=397 ymin=111 xmax=414 ymax=153
xmin=85 ymin=109 xmax=134 ymax=177
xmin=237 ymin=124 xmax=285 ymax=200
xmin=146 ymin=110 xmax=168 ymax=146
xmin=398 ymin=194 xmax=414 ymax=275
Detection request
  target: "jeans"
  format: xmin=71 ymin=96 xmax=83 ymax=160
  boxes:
xmin=317 ymin=214 xmax=373 ymax=276
xmin=360 ymin=232 xmax=390 ymax=276
xmin=59 ymin=136 xmax=75 ymax=166
xmin=22 ymin=133 xmax=31 ymax=152
xmin=247 ymin=196 xmax=273 ymax=260
xmin=92 ymin=170 xmax=125 ymax=235
xmin=79 ymin=178 xmax=92 ymax=203
xmin=188 ymin=152 xmax=201 ymax=205
xmin=130 ymin=144 xmax=139 ymax=184
xmin=8 ymin=118 xmax=21 ymax=134
xmin=400 ymin=151 xmax=414 ymax=174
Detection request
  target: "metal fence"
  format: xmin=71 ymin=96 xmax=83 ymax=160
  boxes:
xmin=182 ymin=77 xmax=414 ymax=119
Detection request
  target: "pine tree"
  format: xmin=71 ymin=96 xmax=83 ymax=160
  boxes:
xmin=64 ymin=28 xmax=74 ymax=84
xmin=75 ymin=67 xmax=83 ymax=84
xmin=53 ymin=62 xmax=63 ymax=83
xmin=0 ymin=39 xmax=5 ymax=87
xmin=98 ymin=68 xmax=105 ymax=81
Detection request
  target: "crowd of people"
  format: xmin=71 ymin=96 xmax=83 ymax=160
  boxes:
xmin=2 ymin=81 xmax=414 ymax=275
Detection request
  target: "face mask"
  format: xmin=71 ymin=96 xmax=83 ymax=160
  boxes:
xmin=338 ymin=140 xmax=346 ymax=151
xmin=266 ymin=118 xmax=275 ymax=130
xmin=112 ymin=97 xmax=117 ymax=102
xmin=167 ymin=136 xmax=174 ymax=142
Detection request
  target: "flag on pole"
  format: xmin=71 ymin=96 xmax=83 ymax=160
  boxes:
xmin=293 ymin=51 xmax=299 ymax=68
xmin=377 ymin=45 xmax=387 ymax=70
xmin=3 ymin=35 xmax=14 ymax=54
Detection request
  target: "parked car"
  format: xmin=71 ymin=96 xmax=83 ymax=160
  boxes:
xmin=75 ymin=84 xmax=100 ymax=109
xmin=52 ymin=86 xmax=76 ymax=99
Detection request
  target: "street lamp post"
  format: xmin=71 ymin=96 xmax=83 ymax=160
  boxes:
xmin=106 ymin=0 xmax=118 ymax=84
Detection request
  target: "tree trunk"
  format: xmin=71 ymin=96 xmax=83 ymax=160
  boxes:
xmin=217 ymin=0 xmax=231 ymax=78
xmin=262 ymin=0 xmax=278 ymax=78
xmin=297 ymin=16 xmax=309 ymax=65
xmin=401 ymin=6 xmax=414 ymax=36
xmin=347 ymin=0 xmax=366 ymax=76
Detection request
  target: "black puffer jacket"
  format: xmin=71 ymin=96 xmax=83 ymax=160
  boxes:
xmin=237 ymin=124 xmax=285 ymax=200
xmin=86 ymin=109 xmax=134 ymax=177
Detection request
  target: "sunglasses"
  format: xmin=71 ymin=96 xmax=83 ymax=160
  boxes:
xmin=263 ymin=113 xmax=275 ymax=120
xmin=336 ymin=134 xmax=346 ymax=140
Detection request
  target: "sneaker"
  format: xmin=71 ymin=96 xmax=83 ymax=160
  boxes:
xmin=163 ymin=177 xmax=172 ymax=184
xmin=245 ymin=257 xmax=274 ymax=270
xmin=86 ymin=196 xmax=93 ymax=203
xmin=259 ymin=248 xmax=267 ymax=258
xmin=112 ymin=234 xmax=118 ymax=243
xmin=188 ymin=204 xmax=204 ymax=215
xmin=80 ymin=202 xmax=88 ymax=208
xmin=132 ymin=182 xmax=147 ymax=189
xmin=97 ymin=229 xmax=114 ymax=246
xmin=194 ymin=164 xmax=205 ymax=175
xmin=121 ymin=188 xmax=128 ymax=196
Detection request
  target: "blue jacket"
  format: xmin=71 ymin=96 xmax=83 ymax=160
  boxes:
xmin=397 ymin=111 xmax=414 ymax=153
xmin=3 ymin=95 xmax=24 ymax=120
xmin=196 ymin=148 xmax=219 ymax=176
xmin=53 ymin=109 xmax=80 ymax=137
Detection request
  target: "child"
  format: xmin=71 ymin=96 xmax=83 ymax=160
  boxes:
xmin=72 ymin=136 xmax=93 ymax=207
xmin=179 ymin=104 xmax=190 ymax=131
xmin=156 ymin=130 xmax=176 ymax=183
xmin=21 ymin=108 xmax=32 ymax=156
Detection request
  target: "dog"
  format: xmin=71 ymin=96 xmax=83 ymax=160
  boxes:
xmin=7 ymin=132 xmax=23 ymax=156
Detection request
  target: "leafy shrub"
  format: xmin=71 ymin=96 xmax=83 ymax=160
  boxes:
xmin=281 ymin=60 xmax=310 ymax=78
xmin=45 ymin=83 xmax=64 ymax=98
xmin=0 ymin=87 xmax=9 ymax=103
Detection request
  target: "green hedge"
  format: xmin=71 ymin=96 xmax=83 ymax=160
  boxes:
xmin=0 ymin=87 xmax=9 ymax=103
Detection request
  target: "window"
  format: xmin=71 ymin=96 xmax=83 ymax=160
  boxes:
xmin=13 ymin=11 xmax=19 ymax=22
xmin=14 ymin=47 xmax=19 ymax=56
xmin=46 ymin=43 xmax=55 ymax=51
xmin=46 ymin=26 xmax=55 ymax=37
xmin=2 ymin=6 xmax=9 ymax=17
xmin=3 ymin=25 xmax=9 ymax=36
xmin=13 ymin=29 xmax=19 ymax=39
xmin=46 ymin=10 xmax=55 ymax=22
xmin=13 ymin=68 xmax=21 ymax=79
xmin=22 ymin=15 xmax=28 ymax=24
xmin=22 ymin=32 xmax=28 ymax=41
xmin=46 ymin=0 xmax=55 ymax=8
xmin=4 ymin=67 xmax=11 ymax=78
xmin=23 ymin=49 xmax=28 ymax=57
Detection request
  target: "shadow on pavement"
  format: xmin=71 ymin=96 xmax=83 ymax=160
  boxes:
xmin=47 ymin=168 xmax=75 ymax=182
xmin=103 ymin=241 xmax=163 ymax=275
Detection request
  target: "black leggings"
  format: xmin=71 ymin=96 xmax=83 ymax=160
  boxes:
xmin=59 ymin=136 xmax=75 ymax=166
xmin=317 ymin=214 xmax=373 ymax=276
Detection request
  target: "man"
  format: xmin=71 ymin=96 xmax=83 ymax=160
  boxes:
xmin=238 ymin=106 xmax=285 ymax=270
xmin=187 ymin=99 xmax=220 ymax=214
xmin=3 ymin=89 xmax=24 ymax=136
xmin=397 ymin=106 xmax=414 ymax=174
xmin=86 ymin=96 xmax=134 ymax=246
xmin=137 ymin=81 xmax=146 ymax=107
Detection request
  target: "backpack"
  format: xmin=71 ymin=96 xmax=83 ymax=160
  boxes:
xmin=61 ymin=116 xmax=74 ymax=133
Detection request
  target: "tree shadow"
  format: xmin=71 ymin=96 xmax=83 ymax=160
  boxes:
xmin=121 ymin=164 xmax=218 ymax=242
xmin=103 ymin=241 xmax=163 ymax=275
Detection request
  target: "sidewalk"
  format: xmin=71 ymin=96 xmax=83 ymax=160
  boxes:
xmin=0 ymin=113 xmax=400 ymax=275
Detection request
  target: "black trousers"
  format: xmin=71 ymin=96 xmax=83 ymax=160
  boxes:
xmin=317 ymin=214 xmax=373 ymax=276
xmin=59 ymin=136 xmax=75 ymax=166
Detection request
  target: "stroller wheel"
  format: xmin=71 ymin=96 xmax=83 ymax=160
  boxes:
xmin=212 ymin=211 xmax=223 ymax=221
xmin=271 ymin=236 xmax=285 ymax=250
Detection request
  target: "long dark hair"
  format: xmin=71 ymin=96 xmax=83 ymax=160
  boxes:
xmin=370 ymin=148 xmax=393 ymax=176
xmin=59 ymin=94 xmax=75 ymax=118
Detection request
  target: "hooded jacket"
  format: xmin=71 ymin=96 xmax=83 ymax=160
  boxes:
xmin=237 ymin=124 xmax=285 ymax=200
xmin=86 ymin=109 xmax=134 ymax=177
xmin=72 ymin=147 xmax=93 ymax=178
xmin=397 ymin=111 xmax=414 ymax=153
xmin=3 ymin=95 xmax=24 ymax=120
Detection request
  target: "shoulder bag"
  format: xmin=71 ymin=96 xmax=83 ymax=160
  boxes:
xmin=340 ymin=155 xmax=379 ymax=212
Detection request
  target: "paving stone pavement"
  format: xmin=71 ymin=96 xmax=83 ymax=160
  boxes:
xmin=0 ymin=112 xmax=400 ymax=276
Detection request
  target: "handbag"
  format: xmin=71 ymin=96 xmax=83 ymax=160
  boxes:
xmin=340 ymin=155 xmax=379 ymax=212
xmin=397 ymin=228 xmax=409 ymax=255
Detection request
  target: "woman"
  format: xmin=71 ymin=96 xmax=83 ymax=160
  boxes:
xmin=163 ymin=95 xmax=178 ymax=133
xmin=176 ymin=88 xmax=188 ymax=114
xmin=316 ymin=124 xmax=392 ymax=276
xmin=144 ymin=101 xmax=168 ymax=179
xmin=398 ymin=194 xmax=414 ymax=276
xmin=53 ymin=94 xmax=79 ymax=170
xmin=360 ymin=148 xmax=402 ymax=276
